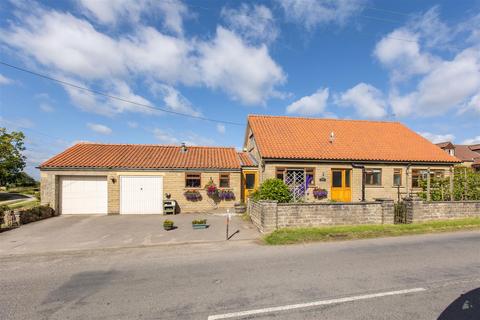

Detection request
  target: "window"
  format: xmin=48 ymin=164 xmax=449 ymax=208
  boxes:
xmin=412 ymin=169 xmax=445 ymax=188
xmin=345 ymin=169 xmax=351 ymax=187
xmin=393 ymin=169 xmax=402 ymax=186
xmin=332 ymin=170 xmax=342 ymax=187
xmin=245 ymin=174 xmax=255 ymax=189
xmin=185 ymin=173 xmax=201 ymax=188
xmin=365 ymin=169 xmax=382 ymax=186
xmin=276 ymin=167 xmax=285 ymax=180
xmin=219 ymin=173 xmax=230 ymax=188
xmin=306 ymin=168 xmax=315 ymax=186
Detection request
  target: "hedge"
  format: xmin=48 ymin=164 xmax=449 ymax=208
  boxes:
xmin=17 ymin=206 xmax=57 ymax=224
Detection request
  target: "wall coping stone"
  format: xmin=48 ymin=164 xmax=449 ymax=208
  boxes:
xmin=277 ymin=201 xmax=381 ymax=207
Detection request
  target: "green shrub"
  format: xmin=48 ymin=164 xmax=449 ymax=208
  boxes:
xmin=252 ymin=178 xmax=293 ymax=203
xmin=18 ymin=205 xmax=56 ymax=224
xmin=192 ymin=219 xmax=207 ymax=225
xmin=418 ymin=167 xmax=480 ymax=201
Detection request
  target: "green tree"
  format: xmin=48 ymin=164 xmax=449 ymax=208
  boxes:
xmin=252 ymin=178 xmax=293 ymax=203
xmin=0 ymin=127 xmax=26 ymax=186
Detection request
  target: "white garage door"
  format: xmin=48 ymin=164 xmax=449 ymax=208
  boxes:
xmin=120 ymin=176 xmax=163 ymax=214
xmin=61 ymin=176 xmax=108 ymax=214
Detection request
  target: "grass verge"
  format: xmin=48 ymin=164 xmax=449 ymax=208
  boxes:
xmin=264 ymin=218 xmax=480 ymax=245
xmin=7 ymin=199 xmax=40 ymax=210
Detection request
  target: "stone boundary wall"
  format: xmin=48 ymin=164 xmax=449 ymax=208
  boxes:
xmin=405 ymin=199 xmax=480 ymax=223
xmin=248 ymin=199 xmax=394 ymax=233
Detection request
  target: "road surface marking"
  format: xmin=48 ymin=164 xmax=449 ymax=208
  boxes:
xmin=207 ymin=287 xmax=426 ymax=320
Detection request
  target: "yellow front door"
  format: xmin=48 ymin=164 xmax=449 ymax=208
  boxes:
xmin=242 ymin=170 xmax=258 ymax=202
xmin=331 ymin=169 xmax=352 ymax=202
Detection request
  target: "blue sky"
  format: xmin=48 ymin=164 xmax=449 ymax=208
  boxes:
xmin=0 ymin=0 xmax=480 ymax=178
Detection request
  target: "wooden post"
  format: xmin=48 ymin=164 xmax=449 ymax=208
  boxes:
xmin=449 ymin=166 xmax=454 ymax=201
xmin=406 ymin=166 xmax=410 ymax=198
xmin=427 ymin=168 xmax=431 ymax=201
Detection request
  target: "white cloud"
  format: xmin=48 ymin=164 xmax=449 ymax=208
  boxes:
xmin=390 ymin=49 xmax=480 ymax=117
xmin=153 ymin=129 xmax=214 ymax=146
xmin=149 ymin=84 xmax=201 ymax=116
xmin=198 ymin=27 xmax=285 ymax=105
xmin=127 ymin=121 xmax=138 ymax=128
xmin=419 ymin=132 xmax=455 ymax=144
xmin=153 ymin=128 xmax=179 ymax=144
xmin=221 ymin=4 xmax=278 ymax=44
xmin=336 ymin=83 xmax=387 ymax=119
xmin=0 ymin=73 xmax=13 ymax=85
xmin=87 ymin=122 xmax=112 ymax=135
xmin=64 ymin=79 xmax=154 ymax=116
xmin=77 ymin=0 xmax=188 ymax=35
xmin=39 ymin=103 xmax=54 ymax=112
xmin=0 ymin=7 xmax=285 ymax=109
xmin=374 ymin=30 xmax=437 ymax=82
xmin=216 ymin=124 xmax=226 ymax=134
xmin=278 ymin=0 xmax=366 ymax=30
xmin=286 ymin=88 xmax=329 ymax=115
xmin=463 ymin=136 xmax=480 ymax=145
xmin=467 ymin=94 xmax=480 ymax=114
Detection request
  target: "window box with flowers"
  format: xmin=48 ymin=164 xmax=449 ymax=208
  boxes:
xmin=184 ymin=190 xmax=202 ymax=201
xmin=218 ymin=189 xmax=235 ymax=201
xmin=313 ymin=188 xmax=328 ymax=199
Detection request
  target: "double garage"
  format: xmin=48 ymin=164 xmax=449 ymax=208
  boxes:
xmin=60 ymin=176 xmax=164 ymax=215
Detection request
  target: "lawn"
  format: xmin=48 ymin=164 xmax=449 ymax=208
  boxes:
xmin=264 ymin=218 xmax=480 ymax=245
xmin=7 ymin=199 xmax=40 ymax=210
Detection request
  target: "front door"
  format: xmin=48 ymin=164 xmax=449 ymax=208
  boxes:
xmin=242 ymin=170 xmax=258 ymax=202
xmin=331 ymin=169 xmax=351 ymax=202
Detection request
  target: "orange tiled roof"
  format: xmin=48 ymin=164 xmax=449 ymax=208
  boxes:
xmin=237 ymin=152 xmax=257 ymax=167
xmin=248 ymin=115 xmax=461 ymax=163
xmin=454 ymin=145 xmax=480 ymax=162
xmin=40 ymin=143 xmax=241 ymax=169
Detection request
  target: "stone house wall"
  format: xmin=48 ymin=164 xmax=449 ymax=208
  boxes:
xmin=261 ymin=162 xmax=452 ymax=202
xmin=41 ymin=169 xmax=241 ymax=214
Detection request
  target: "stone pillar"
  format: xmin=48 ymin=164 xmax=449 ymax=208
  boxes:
xmin=259 ymin=200 xmax=278 ymax=233
xmin=375 ymin=198 xmax=394 ymax=224
xmin=404 ymin=198 xmax=423 ymax=223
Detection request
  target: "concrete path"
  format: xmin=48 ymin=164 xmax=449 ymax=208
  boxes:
xmin=0 ymin=213 xmax=259 ymax=255
xmin=1 ymin=231 xmax=479 ymax=319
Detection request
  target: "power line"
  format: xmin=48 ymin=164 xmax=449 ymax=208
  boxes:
xmin=0 ymin=61 xmax=245 ymax=127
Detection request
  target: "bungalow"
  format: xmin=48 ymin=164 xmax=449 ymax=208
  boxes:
xmin=243 ymin=115 xmax=460 ymax=202
xmin=39 ymin=115 xmax=460 ymax=214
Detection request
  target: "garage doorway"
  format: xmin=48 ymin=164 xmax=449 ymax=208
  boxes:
xmin=120 ymin=176 xmax=164 ymax=214
xmin=60 ymin=176 xmax=108 ymax=214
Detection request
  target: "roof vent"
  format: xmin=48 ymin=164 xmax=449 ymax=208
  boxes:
xmin=329 ymin=131 xmax=335 ymax=144
xmin=180 ymin=142 xmax=187 ymax=153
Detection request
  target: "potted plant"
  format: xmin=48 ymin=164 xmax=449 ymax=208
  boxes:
xmin=234 ymin=202 xmax=246 ymax=213
xmin=205 ymin=179 xmax=218 ymax=197
xmin=192 ymin=219 xmax=208 ymax=229
xmin=163 ymin=219 xmax=175 ymax=231
xmin=313 ymin=188 xmax=328 ymax=199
